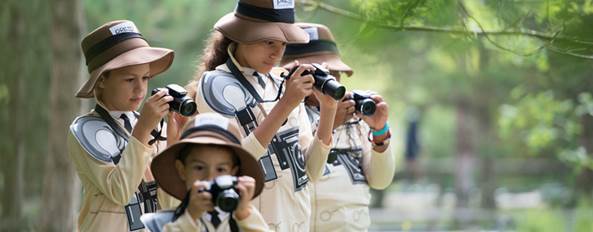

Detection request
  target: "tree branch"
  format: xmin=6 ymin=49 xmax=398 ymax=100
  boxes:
xmin=299 ymin=0 xmax=593 ymax=47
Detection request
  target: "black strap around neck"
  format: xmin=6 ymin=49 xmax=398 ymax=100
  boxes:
xmin=225 ymin=59 xmax=284 ymax=104
xmin=95 ymin=104 xmax=129 ymax=141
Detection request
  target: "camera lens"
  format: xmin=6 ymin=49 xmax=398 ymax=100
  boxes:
xmin=358 ymin=99 xmax=376 ymax=116
xmin=321 ymin=79 xmax=346 ymax=100
xmin=178 ymin=99 xmax=197 ymax=116
xmin=216 ymin=189 xmax=240 ymax=212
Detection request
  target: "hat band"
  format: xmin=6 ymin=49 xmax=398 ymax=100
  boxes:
xmin=236 ymin=2 xmax=294 ymax=23
xmin=284 ymin=39 xmax=338 ymax=56
xmin=180 ymin=125 xmax=241 ymax=144
xmin=84 ymin=32 xmax=145 ymax=65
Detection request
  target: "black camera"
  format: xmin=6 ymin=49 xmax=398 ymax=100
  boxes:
xmin=284 ymin=63 xmax=346 ymax=100
xmin=204 ymin=175 xmax=240 ymax=212
xmin=346 ymin=90 xmax=376 ymax=116
xmin=151 ymin=84 xmax=197 ymax=116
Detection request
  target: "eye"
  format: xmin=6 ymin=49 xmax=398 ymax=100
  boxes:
xmin=217 ymin=167 xmax=229 ymax=173
xmin=193 ymin=164 xmax=205 ymax=171
xmin=142 ymin=76 xmax=150 ymax=81
xmin=265 ymin=40 xmax=275 ymax=46
xmin=125 ymin=78 xmax=134 ymax=83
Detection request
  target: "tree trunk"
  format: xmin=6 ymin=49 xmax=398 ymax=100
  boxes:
xmin=454 ymin=100 xmax=474 ymax=209
xmin=1 ymin=2 xmax=26 ymax=230
xmin=39 ymin=0 xmax=83 ymax=230
xmin=576 ymin=114 xmax=593 ymax=198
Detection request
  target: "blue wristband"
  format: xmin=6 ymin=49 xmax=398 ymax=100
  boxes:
xmin=372 ymin=123 xmax=389 ymax=136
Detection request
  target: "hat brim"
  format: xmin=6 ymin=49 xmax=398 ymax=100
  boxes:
xmin=76 ymin=47 xmax=174 ymax=98
xmin=151 ymin=132 xmax=265 ymax=201
xmin=283 ymin=53 xmax=353 ymax=76
xmin=215 ymin=13 xmax=309 ymax=44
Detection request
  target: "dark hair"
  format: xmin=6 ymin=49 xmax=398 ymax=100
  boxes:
xmin=186 ymin=31 xmax=233 ymax=99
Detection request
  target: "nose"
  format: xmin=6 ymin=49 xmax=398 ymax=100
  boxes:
xmin=206 ymin=168 xmax=217 ymax=181
xmin=133 ymin=78 xmax=145 ymax=94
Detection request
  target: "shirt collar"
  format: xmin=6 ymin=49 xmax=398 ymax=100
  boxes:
xmin=108 ymin=111 xmax=135 ymax=120
xmin=200 ymin=208 xmax=230 ymax=224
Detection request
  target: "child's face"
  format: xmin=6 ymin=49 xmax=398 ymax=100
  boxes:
xmin=98 ymin=63 xmax=150 ymax=111
xmin=175 ymin=145 xmax=239 ymax=189
xmin=235 ymin=40 xmax=286 ymax=74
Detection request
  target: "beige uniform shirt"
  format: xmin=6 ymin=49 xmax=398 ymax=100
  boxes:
xmin=163 ymin=205 xmax=270 ymax=232
xmin=68 ymin=108 xmax=178 ymax=232
xmin=195 ymin=51 xmax=331 ymax=232
xmin=306 ymin=107 xmax=395 ymax=232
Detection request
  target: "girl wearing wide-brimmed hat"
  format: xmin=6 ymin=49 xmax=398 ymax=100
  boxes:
xmin=281 ymin=23 xmax=396 ymax=231
xmin=140 ymin=113 xmax=270 ymax=231
xmin=189 ymin=0 xmax=338 ymax=231
xmin=68 ymin=20 xmax=181 ymax=231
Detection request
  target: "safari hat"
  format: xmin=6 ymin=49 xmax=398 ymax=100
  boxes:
xmin=151 ymin=113 xmax=265 ymax=200
xmin=282 ymin=23 xmax=353 ymax=76
xmin=76 ymin=20 xmax=174 ymax=98
xmin=214 ymin=0 xmax=309 ymax=44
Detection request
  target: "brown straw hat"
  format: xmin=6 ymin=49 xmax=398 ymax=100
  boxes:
xmin=282 ymin=23 xmax=353 ymax=76
xmin=76 ymin=20 xmax=174 ymax=98
xmin=214 ymin=0 xmax=309 ymax=44
xmin=151 ymin=113 xmax=265 ymax=200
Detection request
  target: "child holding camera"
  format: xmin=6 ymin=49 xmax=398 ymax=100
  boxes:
xmin=189 ymin=0 xmax=337 ymax=231
xmin=140 ymin=113 xmax=269 ymax=232
xmin=68 ymin=20 xmax=182 ymax=231
xmin=281 ymin=23 xmax=396 ymax=231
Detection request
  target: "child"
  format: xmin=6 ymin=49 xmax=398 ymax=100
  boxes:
xmin=282 ymin=23 xmax=396 ymax=231
xmin=68 ymin=20 xmax=180 ymax=231
xmin=190 ymin=1 xmax=338 ymax=231
xmin=141 ymin=113 xmax=270 ymax=232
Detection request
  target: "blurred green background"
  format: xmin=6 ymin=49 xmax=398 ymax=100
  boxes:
xmin=2 ymin=0 xmax=593 ymax=231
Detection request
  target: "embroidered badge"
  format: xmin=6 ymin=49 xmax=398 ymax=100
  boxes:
xmin=273 ymin=0 xmax=294 ymax=9
xmin=109 ymin=21 xmax=139 ymax=35
xmin=303 ymin=27 xmax=319 ymax=41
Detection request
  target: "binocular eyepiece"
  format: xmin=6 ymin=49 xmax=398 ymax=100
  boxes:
xmin=283 ymin=63 xmax=346 ymax=100
xmin=151 ymin=84 xmax=197 ymax=117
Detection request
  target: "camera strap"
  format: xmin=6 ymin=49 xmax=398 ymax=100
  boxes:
xmin=95 ymin=104 xmax=130 ymax=143
xmin=225 ymin=59 xmax=283 ymax=103
xmin=149 ymin=119 xmax=166 ymax=146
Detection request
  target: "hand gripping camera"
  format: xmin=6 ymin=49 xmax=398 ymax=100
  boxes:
xmin=346 ymin=90 xmax=376 ymax=116
xmin=283 ymin=63 xmax=346 ymax=100
xmin=151 ymin=84 xmax=197 ymax=116
xmin=203 ymin=175 xmax=240 ymax=212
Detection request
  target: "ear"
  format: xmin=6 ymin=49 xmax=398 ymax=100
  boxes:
xmin=175 ymin=160 xmax=186 ymax=182
xmin=97 ymin=76 xmax=106 ymax=89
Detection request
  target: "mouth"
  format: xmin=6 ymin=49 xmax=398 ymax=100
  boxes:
xmin=130 ymin=96 xmax=143 ymax=102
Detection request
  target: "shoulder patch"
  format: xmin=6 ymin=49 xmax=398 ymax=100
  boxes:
xmin=200 ymin=70 xmax=257 ymax=116
xmin=140 ymin=211 xmax=175 ymax=232
xmin=70 ymin=115 xmax=126 ymax=163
